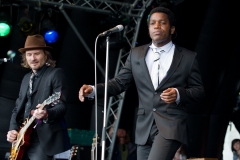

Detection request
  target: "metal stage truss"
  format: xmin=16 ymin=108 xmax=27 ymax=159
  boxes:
xmin=7 ymin=0 xmax=154 ymax=159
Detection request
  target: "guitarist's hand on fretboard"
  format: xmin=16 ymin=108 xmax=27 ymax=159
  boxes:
xmin=32 ymin=104 xmax=48 ymax=120
xmin=7 ymin=130 xmax=18 ymax=143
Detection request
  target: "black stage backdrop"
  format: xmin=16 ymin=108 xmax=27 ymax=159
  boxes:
xmin=0 ymin=0 xmax=239 ymax=159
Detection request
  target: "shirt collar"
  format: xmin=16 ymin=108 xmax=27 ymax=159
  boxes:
xmin=149 ymin=41 xmax=173 ymax=53
xmin=31 ymin=64 xmax=48 ymax=77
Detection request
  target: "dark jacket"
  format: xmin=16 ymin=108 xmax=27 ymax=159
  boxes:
xmin=9 ymin=66 xmax=70 ymax=155
xmin=96 ymin=44 xmax=205 ymax=145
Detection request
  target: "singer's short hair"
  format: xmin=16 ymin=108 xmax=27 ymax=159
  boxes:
xmin=21 ymin=50 xmax=56 ymax=68
xmin=147 ymin=7 xmax=176 ymax=27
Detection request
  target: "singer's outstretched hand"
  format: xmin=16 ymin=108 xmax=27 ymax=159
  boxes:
xmin=79 ymin=84 xmax=93 ymax=102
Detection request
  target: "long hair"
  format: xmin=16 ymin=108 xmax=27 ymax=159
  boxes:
xmin=21 ymin=50 xmax=56 ymax=68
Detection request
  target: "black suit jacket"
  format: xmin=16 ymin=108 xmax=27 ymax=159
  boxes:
xmin=9 ymin=66 xmax=70 ymax=155
xmin=97 ymin=43 xmax=205 ymax=145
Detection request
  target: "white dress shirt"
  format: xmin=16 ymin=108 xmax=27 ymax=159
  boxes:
xmin=146 ymin=41 xmax=180 ymax=102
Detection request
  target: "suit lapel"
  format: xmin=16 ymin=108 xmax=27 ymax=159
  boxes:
xmin=138 ymin=44 xmax=155 ymax=90
xmin=157 ymin=46 xmax=183 ymax=89
xmin=22 ymin=73 xmax=31 ymax=96
xmin=32 ymin=67 xmax=52 ymax=107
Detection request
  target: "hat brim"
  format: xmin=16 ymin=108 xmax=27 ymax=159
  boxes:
xmin=18 ymin=46 xmax=53 ymax=53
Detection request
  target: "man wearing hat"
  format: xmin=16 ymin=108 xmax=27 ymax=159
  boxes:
xmin=6 ymin=34 xmax=70 ymax=160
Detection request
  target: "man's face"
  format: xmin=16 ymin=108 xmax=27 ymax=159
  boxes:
xmin=148 ymin=12 xmax=175 ymax=47
xmin=25 ymin=49 xmax=46 ymax=73
xmin=117 ymin=128 xmax=127 ymax=138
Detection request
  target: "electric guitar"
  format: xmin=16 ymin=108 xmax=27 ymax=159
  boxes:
xmin=68 ymin=145 xmax=78 ymax=160
xmin=9 ymin=92 xmax=61 ymax=160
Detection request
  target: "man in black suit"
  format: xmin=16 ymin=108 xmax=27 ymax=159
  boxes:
xmin=7 ymin=34 xmax=70 ymax=160
xmin=79 ymin=7 xmax=205 ymax=160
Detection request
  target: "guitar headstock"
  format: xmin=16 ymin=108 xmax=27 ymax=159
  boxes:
xmin=69 ymin=145 xmax=78 ymax=160
xmin=45 ymin=91 xmax=61 ymax=106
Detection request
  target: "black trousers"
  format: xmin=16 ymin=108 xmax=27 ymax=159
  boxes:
xmin=22 ymin=130 xmax=53 ymax=160
xmin=137 ymin=123 xmax=181 ymax=160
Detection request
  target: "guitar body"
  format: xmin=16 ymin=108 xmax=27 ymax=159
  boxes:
xmin=9 ymin=122 xmax=33 ymax=160
xmin=8 ymin=92 xmax=61 ymax=160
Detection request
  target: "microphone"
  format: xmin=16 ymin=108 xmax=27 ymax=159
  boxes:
xmin=99 ymin=25 xmax=124 ymax=37
xmin=0 ymin=58 xmax=8 ymax=63
xmin=0 ymin=58 xmax=12 ymax=65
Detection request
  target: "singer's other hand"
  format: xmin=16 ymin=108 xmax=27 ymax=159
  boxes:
xmin=79 ymin=84 xmax=93 ymax=102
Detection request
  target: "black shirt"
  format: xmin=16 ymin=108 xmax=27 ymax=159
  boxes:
xmin=24 ymin=65 xmax=48 ymax=119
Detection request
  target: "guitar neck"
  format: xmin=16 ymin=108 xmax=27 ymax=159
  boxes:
xmin=19 ymin=101 xmax=46 ymax=134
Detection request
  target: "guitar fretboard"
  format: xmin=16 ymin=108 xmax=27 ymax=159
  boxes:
xmin=19 ymin=100 xmax=46 ymax=135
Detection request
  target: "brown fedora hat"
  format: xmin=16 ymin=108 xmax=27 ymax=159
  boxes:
xmin=18 ymin=34 xmax=53 ymax=53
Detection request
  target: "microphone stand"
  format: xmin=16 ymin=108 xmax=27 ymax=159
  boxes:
xmin=92 ymin=35 xmax=100 ymax=160
xmin=101 ymin=36 xmax=110 ymax=160
xmin=94 ymin=25 xmax=123 ymax=160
